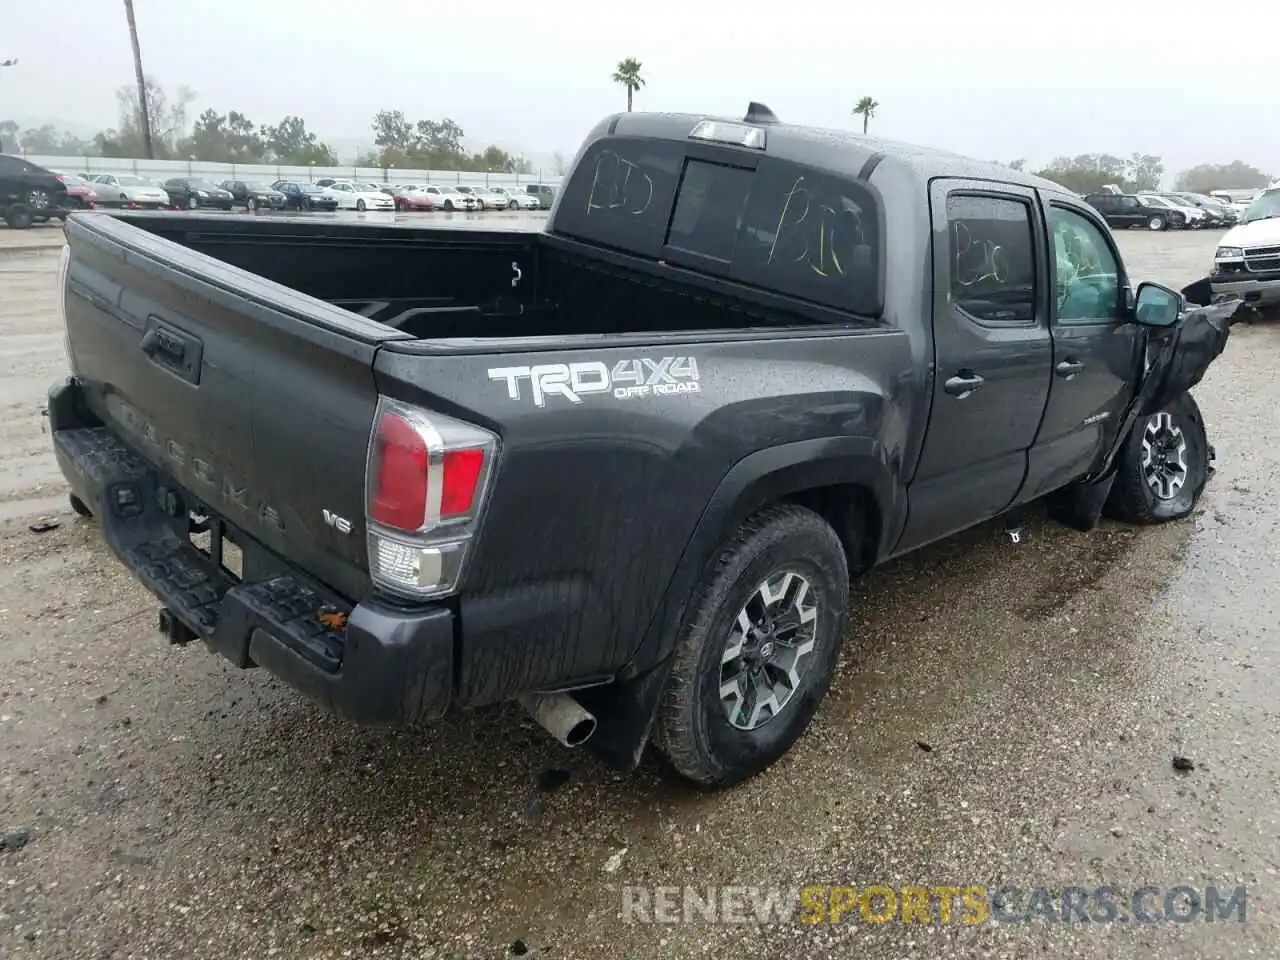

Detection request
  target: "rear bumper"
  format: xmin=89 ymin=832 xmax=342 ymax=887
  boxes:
xmin=48 ymin=377 xmax=455 ymax=727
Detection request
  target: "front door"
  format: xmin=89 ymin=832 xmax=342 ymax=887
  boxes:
xmin=895 ymin=180 xmax=1053 ymax=554
xmin=1022 ymin=200 xmax=1142 ymax=499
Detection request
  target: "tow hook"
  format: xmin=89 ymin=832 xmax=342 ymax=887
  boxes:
xmin=157 ymin=607 xmax=198 ymax=645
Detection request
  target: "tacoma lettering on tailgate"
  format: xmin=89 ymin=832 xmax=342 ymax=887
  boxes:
xmin=487 ymin=357 xmax=700 ymax=407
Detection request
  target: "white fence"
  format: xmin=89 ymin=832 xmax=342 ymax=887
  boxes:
xmin=23 ymin=154 xmax=565 ymax=188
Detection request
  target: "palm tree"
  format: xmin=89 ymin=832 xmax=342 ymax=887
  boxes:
xmin=612 ymin=58 xmax=645 ymax=113
xmin=123 ymin=0 xmax=154 ymax=159
xmin=852 ymin=96 xmax=879 ymax=135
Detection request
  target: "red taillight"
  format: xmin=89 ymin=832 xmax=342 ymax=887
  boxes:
xmin=440 ymin=448 xmax=484 ymax=516
xmin=369 ymin=413 xmax=492 ymax=532
xmin=365 ymin=399 xmax=499 ymax=600
xmin=370 ymin=411 xmax=429 ymax=531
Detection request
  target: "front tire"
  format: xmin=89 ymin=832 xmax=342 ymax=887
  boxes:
xmin=69 ymin=494 xmax=93 ymax=518
xmin=653 ymin=503 xmax=850 ymax=787
xmin=1105 ymin=393 xmax=1209 ymax=524
xmin=507 ymin=199 xmax=518 ymax=210
xmin=356 ymin=199 xmax=367 ymax=212
xmin=4 ymin=203 xmax=34 ymax=229
xmin=444 ymin=200 xmax=455 ymax=211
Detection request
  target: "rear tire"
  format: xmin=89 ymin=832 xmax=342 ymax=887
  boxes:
xmin=1147 ymin=215 xmax=1166 ymax=231
xmin=1104 ymin=392 xmax=1209 ymax=524
xmin=653 ymin=503 xmax=850 ymax=787
xmin=69 ymin=494 xmax=93 ymax=518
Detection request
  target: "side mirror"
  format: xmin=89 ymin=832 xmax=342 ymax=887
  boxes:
xmin=1133 ymin=281 xmax=1184 ymax=328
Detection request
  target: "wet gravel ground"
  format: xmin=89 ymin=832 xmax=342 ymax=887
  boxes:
xmin=2 ymin=226 xmax=1278 ymax=959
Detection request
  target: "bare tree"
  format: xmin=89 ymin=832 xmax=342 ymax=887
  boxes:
xmin=123 ymin=0 xmax=153 ymax=159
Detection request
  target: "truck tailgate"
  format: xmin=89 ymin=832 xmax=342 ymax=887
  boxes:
xmin=58 ymin=214 xmax=409 ymax=603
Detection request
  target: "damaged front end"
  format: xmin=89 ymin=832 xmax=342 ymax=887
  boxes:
xmin=1050 ymin=279 xmax=1242 ymax=532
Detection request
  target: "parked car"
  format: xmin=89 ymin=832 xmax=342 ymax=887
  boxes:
xmin=1140 ymin=193 xmax=1207 ymax=228
xmin=390 ymin=185 xmax=435 ymax=212
xmin=525 ymin=183 xmax=557 ymax=209
xmin=1211 ymin=186 xmax=1280 ymax=309
xmin=88 ymin=173 xmax=169 ymax=210
xmin=48 ymin=105 xmax=1230 ymax=787
xmin=1209 ymin=190 xmax=1256 ymax=221
xmin=162 ymin=177 xmax=235 ymax=211
xmin=1085 ymin=191 xmax=1186 ymax=230
xmin=422 ymin=184 xmax=479 ymax=211
xmin=0 ymin=154 xmax=70 ymax=228
xmin=1171 ymin=192 xmax=1236 ymax=226
xmin=455 ymin=185 xmax=506 ymax=210
xmin=50 ymin=171 xmax=99 ymax=209
xmin=325 ymin=181 xmax=395 ymax=212
xmin=489 ymin=186 xmax=541 ymax=210
xmin=271 ymin=181 xmax=340 ymax=212
xmin=219 ymin=180 xmax=287 ymax=211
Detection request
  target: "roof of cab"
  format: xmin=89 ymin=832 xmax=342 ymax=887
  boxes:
xmin=603 ymin=108 xmax=1075 ymax=198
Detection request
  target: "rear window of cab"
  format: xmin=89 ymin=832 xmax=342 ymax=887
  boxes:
xmin=553 ymin=137 xmax=885 ymax=318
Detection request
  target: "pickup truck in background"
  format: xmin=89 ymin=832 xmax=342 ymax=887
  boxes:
xmin=50 ymin=104 xmax=1216 ymax=787
xmin=1211 ymin=186 xmax=1280 ymax=311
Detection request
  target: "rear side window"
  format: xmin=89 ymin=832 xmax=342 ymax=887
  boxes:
xmin=555 ymin=138 xmax=884 ymax=316
xmin=946 ymin=195 xmax=1036 ymax=325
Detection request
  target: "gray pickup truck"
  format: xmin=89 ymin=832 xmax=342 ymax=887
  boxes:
xmin=49 ymin=103 xmax=1224 ymax=787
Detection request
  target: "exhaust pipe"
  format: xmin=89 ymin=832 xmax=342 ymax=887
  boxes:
xmin=518 ymin=692 xmax=597 ymax=748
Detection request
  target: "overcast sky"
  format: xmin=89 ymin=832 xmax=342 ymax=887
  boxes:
xmin=3 ymin=0 xmax=1276 ymax=175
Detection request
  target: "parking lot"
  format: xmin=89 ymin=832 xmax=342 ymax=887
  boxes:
xmin=1 ymin=226 xmax=1277 ymax=959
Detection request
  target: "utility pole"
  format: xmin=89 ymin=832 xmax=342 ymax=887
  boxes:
xmin=123 ymin=0 xmax=154 ymax=159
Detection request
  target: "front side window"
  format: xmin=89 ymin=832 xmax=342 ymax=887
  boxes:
xmin=1048 ymin=206 xmax=1124 ymax=324
xmin=945 ymin=194 xmax=1036 ymax=325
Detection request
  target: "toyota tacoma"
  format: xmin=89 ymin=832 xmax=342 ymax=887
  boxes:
xmin=49 ymin=104 xmax=1230 ymax=787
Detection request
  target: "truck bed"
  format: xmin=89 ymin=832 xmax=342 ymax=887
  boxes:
xmin=109 ymin=212 xmax=819 ymax=341
xmin=56 ymin=207 xmax=911 ymax=719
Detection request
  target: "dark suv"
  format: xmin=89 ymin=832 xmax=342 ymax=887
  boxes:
xmin=1085 ymin=192 xmax=1186 ymax=231
xmin=0 ymin=153 xmax=70 ymax=228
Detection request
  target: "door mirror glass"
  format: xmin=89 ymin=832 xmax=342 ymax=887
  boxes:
xmin=1133 ymin=281 xmax=1183 ymax=328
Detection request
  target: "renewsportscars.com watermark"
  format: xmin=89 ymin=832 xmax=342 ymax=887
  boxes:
xmin=621 ymin=884 xmax=1248 ymax=925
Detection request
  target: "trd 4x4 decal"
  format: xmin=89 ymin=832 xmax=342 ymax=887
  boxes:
xmin=488 ymin=357 xmax=700 ymax=407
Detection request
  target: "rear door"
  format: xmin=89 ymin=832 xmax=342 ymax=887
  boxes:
xmin=62 ymin=215 xmax=407 ymax=599
xmin=896 ymin=179 xmax=1053 ymax=552
xmin=1023 ymin=198 xmax=1140 ymax=498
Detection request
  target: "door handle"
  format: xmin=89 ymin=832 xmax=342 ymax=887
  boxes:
xmin=1055 ymin=359 xmax=1084 ymax=379
xmin=944 ymin=372 xmax=985 ymax=397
